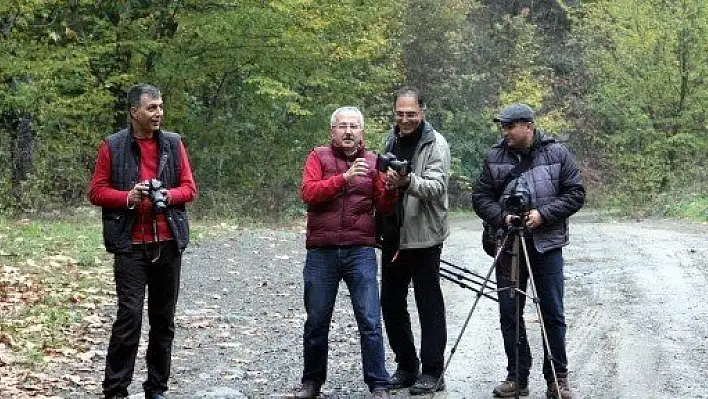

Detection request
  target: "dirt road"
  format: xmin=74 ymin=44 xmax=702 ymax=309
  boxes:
xmin=440 ymin=214 xmax=708 ymax=399
xmin=45 ymin=213 xmax=708 ymax=398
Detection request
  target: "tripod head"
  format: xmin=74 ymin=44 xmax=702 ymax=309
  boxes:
xmin=503 ymin=212 xmax=530 ymax=236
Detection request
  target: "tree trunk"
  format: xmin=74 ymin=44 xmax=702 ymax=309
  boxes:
xmin=10 ymin=114 xmax=34 ymax=200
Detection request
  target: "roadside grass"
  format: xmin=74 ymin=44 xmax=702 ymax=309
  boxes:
xmin=589 ymin=186 xmax=708 ymax=223
xmin=0 ymin=214 xmax=113 ymax=368
xmin=661 ymin=195 xmax=708 ymax=223
xmin=0 ymin=210 xmax=259 ymax=370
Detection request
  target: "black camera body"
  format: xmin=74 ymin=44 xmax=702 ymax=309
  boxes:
xmin=376 ymin=152 xmax=411 ymax=175
xmin=504 ymin=192 xmax=531 ymax=216
xmin=146 ymin=179 xmax=168 ymax=212
xmin=503 ymin=176 xmax=532 ymax=216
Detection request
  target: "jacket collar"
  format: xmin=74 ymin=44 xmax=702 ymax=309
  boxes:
xmin=387 ymin=120 xmax=436 ymax=150
xmin=330 ymin=141 xmax=365 ymax=161
xmin=495 ymin=128 xmax=556 ymax=154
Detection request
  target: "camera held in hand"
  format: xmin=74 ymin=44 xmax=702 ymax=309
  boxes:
xmin=146 ymin=179 xmax=168 ymax=212
xmin=376 ymin=152 xmax=411 ymax=175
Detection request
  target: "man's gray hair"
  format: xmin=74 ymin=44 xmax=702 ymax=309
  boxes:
xmin=330 ymin=106 xmax=365 ymax=129
xmin=127 ymin=84 xmax=161 ymax=108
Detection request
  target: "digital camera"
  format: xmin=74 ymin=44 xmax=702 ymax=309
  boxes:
xmin=146 ymin=179 xmax=168 ymax=212
xmin=503 ymin=176 xmax=532 ymax=216
xmin=376 ymin=152 xmax=410 ymax=175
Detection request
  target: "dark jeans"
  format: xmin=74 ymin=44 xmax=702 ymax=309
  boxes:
xmin=302 ymin=246 xmax=389 ymax=391
xmin=495 ymin=236 xmax=567 ymax=383
xmin=380 ymin=244 xmax=446 ymax=377
xmin=103 ymin=241 xmax=182 ymax=398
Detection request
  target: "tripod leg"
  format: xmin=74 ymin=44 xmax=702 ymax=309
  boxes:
xmin=510 ymin=235 xmax=523 ymax=399
xmin=519 ymin=236 xmax=561 ymax=397
xmin=433 ymin=234 xmax=510 ymax=395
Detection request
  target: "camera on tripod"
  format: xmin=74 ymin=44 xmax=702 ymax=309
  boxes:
xmin=145 ymin=179 xmax=168 ymax=212
xmin=376 ymin=152 xmax=411 ymax=175
xmin=503 ymin=176 xmax=532 ymax=224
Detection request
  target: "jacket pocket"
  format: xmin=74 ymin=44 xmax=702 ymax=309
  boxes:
xmin=168 ymin=208 xmax=190 ymax=250
xmin=102 ymin=211 xmax=129 ymax=252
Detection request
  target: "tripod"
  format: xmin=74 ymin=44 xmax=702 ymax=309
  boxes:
xmin=434 ymin=219 xmax=563 ymax=398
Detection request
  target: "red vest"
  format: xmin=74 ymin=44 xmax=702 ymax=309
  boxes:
xmin=305 ymin=146 xmax=378 ymax=248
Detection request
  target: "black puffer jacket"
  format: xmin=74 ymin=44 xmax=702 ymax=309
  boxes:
xmin=472 ymin=130 xmax=585 ymax=253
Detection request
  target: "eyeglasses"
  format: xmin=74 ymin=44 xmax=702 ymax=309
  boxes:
xmin=333 ymin=123 xmax=362 ymax=131
xmin=395 ymin=111 xmax=420 ymax=119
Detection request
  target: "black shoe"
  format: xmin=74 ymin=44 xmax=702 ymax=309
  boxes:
xmin=388 ymin=368 xmax=419 ymax=389
xmin=145 ymin=392 xmax=166 ymax=399
xmin=105 ymin=393 xmax=128 ymax=399
xmin=409 ymin=374 xmax=445 ymax=395
xmin=294 ymin=381 xmax=321 ymax=399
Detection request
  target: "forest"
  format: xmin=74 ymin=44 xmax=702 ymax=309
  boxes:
xmin=1 ymin=0 xmax=706 ymax=221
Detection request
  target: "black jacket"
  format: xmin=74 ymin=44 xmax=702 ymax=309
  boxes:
xmin=472 ymin=130 xmax=585 ymax=253
xmin=101 ymin=128 xmax=190 ymax=253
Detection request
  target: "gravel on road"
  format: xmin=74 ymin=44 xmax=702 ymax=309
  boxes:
xmin=44 ymin=213 xmax=708 ymax=399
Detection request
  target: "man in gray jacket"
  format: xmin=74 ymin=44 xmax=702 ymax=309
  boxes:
xmin=378 ymin=87 xmax=451 ymax=395
xmin=472 ymin=103 xmax=585 ymax=399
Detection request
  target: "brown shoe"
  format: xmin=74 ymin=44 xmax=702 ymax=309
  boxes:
xmin=493 ymin=380 xmax=529 ymax=397
xmin=546 ymin=374 xmax=572 ymax=399
xmin=294 ymin=381 xmax=320 ymax=399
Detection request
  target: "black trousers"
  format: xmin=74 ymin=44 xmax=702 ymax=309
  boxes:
xmin=496 ymin=240 xmax=567 ymax=383
xmin=102 ymin=241 xmax=182 ymax=398
xmin=380 ymin=244 xmax=447 ymax=377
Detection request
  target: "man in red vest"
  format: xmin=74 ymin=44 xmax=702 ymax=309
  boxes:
xmin=294 ymin=107 xmax=396 ymax=399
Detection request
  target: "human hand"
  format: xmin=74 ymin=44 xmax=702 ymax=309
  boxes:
xmin=384 ymin=169 xmax=410 ymax=189
xmin=163 ymin=189 xmax=171 ymax=205
xmin=344 ymin=158 xmax=369 ymax=183
xmin=128 ymin=182 xmax=149 ymax=206
xmin=524 ymin=209 xmax=543 ymax=229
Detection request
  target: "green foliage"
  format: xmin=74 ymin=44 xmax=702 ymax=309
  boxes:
xmin=409 ymin=3 xmax=576 ymax=204
xmin=662 ymin=194 xmax=708 ymax=222
xmin=0 ymin=0 xmax=183 ymax=211
xmin=0 ymin=0 xmax=705 ymax=221
xmin=394 ymin=0 xmax=491 ymax=197
xmin=0 ymin=0 xmax=401 ymax=216
xmin=576 ymin=0 xmax=708 ymax=216
xmin=156 ymin=0 xmax=401 ymax=217
xmin=494 ymin=13 xmax=573 ymax=136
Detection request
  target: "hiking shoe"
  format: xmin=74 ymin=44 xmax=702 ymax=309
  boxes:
xmin=493 ymin=380 xmax=529 ymax=397
xmin=387 ymin=368 xmax=419 ymax=389
xmin=371 ymin=387 xmax=390 ymax=399
xmin=294 ymin=381 xmax=321 ymax=399
xmin=546 ymin=375 xmax=572 ymax=399
xmin=409 ymin=374 xmax=445 ymax=395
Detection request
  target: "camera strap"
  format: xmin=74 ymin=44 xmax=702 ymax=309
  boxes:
xmin=494 ymin=154 xmax=533 ymax=202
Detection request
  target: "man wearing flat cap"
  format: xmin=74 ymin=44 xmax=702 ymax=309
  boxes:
xmin=472 ymin=103 xmax=585 ymax=399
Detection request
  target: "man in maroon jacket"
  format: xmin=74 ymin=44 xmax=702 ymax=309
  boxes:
xmin=88 ymin=84 xmax=197 ymax=399
xmin=294 ymin=107 xmax=395 ymax=399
